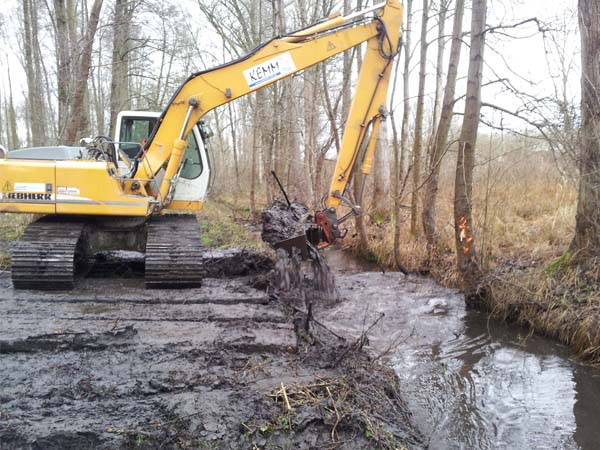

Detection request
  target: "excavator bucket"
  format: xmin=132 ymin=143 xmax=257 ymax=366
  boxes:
xmin=274 ymin=234 xmax=309 ymax=259
xmin=262 ymin=200 xmax=327 ymax=260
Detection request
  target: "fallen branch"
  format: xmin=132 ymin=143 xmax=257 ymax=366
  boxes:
xmin=271 ymin=294 xmax=346 ymax=341
xmin=333 ymin=313 xmax=385 ymax=367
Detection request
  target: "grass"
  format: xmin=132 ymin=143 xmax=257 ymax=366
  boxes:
xmin=0 ymin=213 xmax=33 ymax=270
xmin=0 ymin=197 xmax=265 ymax=270
xmin=2 ymin=149 xmax=597 ymax=361
xmin=197 ymin=198 xmax=266 ymax=249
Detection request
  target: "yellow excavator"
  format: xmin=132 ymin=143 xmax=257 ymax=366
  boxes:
xmin=0 ymin=0 xmax=403 ymax=290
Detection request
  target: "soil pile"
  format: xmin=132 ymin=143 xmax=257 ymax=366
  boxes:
xmin=261 ymin=200 xmax=309 ymax=247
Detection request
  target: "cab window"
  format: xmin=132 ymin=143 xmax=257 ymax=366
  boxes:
xmin=180 ymin=132 xmax=203 ymax=179
xmin=119 ymin=117 xmax=157 ymax=159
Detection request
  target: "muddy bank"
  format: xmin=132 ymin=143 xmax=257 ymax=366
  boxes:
xmin=477 ymin=262 xmax=600 ymax=364
xmin=0 ymin=256 xmax=423 ymax=449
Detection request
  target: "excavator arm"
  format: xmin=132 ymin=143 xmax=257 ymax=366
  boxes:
xmin=134 ymin=0 xmax=403 ymax=238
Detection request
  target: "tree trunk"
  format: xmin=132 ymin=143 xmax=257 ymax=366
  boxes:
xmin=6 ymin=69 xmax=20 ymax=149
xmin=250 ymin=93 xmax=260 ymax=215
xmin=109 ymin=0 xmax=133 ymax=134
xmin=227 ymin=102 xmax=241 ymax=194
xmin=23 ymin=0 xmax=47 ymax=146
xmin=410 ymin=0 xmax=430 ymax=236
xmin=91 ymin=34 xmax=105 ymax=135
xmin=284 ymin=81 xmax=299 ymax=193
xmin=53 ymin=0 xmax=71 ymax=140
xmin=64 ymin=0 xmax=103 ymax=145
xmin=259 ymin=87 xmax=274 ymax=204
xmin=454 ymin=0 xmax=486 ymax=299
xmin=570 ymin=0 xmax=600 ymax=259
xmin=392 ymin=0 xmax=413 ymax=268
xmin=0 ymin=87 xmax=4 ymax=146
xmin=422 ymin=0 xmax=464 ymax=255
xmin=303 ymin=67 xmax=318 ymax=205
xmin=430 ymin=0 xmax=449 ymax=139
xmin=352 ymin=42 xmax=368 ymax=251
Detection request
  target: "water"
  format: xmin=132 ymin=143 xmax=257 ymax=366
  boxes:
xmin=397 ymin=312 xmax=600 ymax=450
xmin=322 ymin=247 xmax=600 ymax=450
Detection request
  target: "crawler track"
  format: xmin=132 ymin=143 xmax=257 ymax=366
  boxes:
xmin=10 ymin=214 xmax=205 ymax=290
xmin=10 ymin=216 xmax=84 ymax=290
xmin=145 ymin=214 xmax=204 ymax=289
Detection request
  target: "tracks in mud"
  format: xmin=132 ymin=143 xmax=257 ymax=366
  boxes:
xmin=0 ymin=274 xmax=301 ymax=449
xmin=0 ymin=260 xmax=423 ymax=450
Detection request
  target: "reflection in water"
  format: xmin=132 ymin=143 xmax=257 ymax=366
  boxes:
xmin=393 ymin=304 xmax=593 ymax=450
xmin=573 ymin=365 xmax=600 ymax=450
xmin=323 ymin=264 xmax=600 ymax=450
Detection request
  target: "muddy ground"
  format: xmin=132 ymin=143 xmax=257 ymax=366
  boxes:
xmin=0 ymin=248 xmax=423 ymax=450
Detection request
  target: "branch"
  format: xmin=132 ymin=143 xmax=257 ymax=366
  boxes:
xmin=481 ymin=102 xmax=548 ymax=131
xmin=484 ymin=17 xmax=548 ymax=35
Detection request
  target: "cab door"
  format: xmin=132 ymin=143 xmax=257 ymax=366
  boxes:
xmin=171 ymin=126 xmax=211 ymax=205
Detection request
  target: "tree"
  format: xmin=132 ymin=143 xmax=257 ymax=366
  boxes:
xmin=52 ymin=0 xmax=76 ymax=140
xmin=109 ymin=0 xmax=135 ymax=133
xmin=5 ymin=68 xmax=20 ymax=149
xmin=454 ymin=0 xmax=486 ymax=299
xmin=22 ymin=0 xmax=47 ymax=146
xmin=390 ymin=0 xmax=413 ymax=269
xmin=422 ymin=0 xmax=464 ymax=255
xmin=430 ymin=0 xmax=450 ymax=135
xmin=410 ymin=0 xmax=430 ymax=236
xmin=64 ymin=0 xmax=104 ymax=144
xmin=571 ymin=0 xmax=600 ymax=259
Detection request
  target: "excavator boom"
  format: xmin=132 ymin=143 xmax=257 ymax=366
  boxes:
xmin=136 ymin=0 xmax=403 ymax=215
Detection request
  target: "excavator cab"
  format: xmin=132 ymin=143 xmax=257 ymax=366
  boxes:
xmin=114 ymin=111 xmax=213 ymax=206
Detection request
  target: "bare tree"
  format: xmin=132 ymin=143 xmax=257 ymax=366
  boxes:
xmin=64 ymin=0 xmax=103 ymax=144
xmin=454 ymin=0 xmax=486 ymax=298
xmin=391 ymin=0 xmax=413 ymax=268
xmin=422 ymin=0 xmax=464 ymax=255
xmin=22 ymin=0 xmax=47 ymax=146
xmin=109 ymin=0 xmax=135 ymax=133
xmin=571 ymin=0 xmax=600 ymax=259
xmin=52 ymin=0 xmax=76 ymax=140
xmin=0 ymin=87 xmax=4 ymax=146
xmin=410 ymin=0 xmax=430 ymax=236
xmin=430 ymin=0 xmax=449 ymax=135
xmin=5 ymin=68 xmax=20 ymax=149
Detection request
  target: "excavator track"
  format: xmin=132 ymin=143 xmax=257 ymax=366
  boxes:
xmin=10 ymin=217 xmax=84 ymax=290
xmin=145 ymin=214 xmax=203 ymax=289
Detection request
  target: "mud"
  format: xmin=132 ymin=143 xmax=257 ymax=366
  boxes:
xmin=88 ymin=248 xmax=274 ymax=279
xmin=0 ymin=250 xmax=423 ymax=449
xmin=261 ymin=200 xmax=309 ymax=247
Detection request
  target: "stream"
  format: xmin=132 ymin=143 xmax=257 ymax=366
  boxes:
xmin=322 ymin=247 xmax=600 ymax=450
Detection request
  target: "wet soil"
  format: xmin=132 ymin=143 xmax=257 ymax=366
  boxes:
xmin=260 ymin=201 xmax=309 ymax=247
xmin=0 ymin=250 xmax=423 ymax=449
